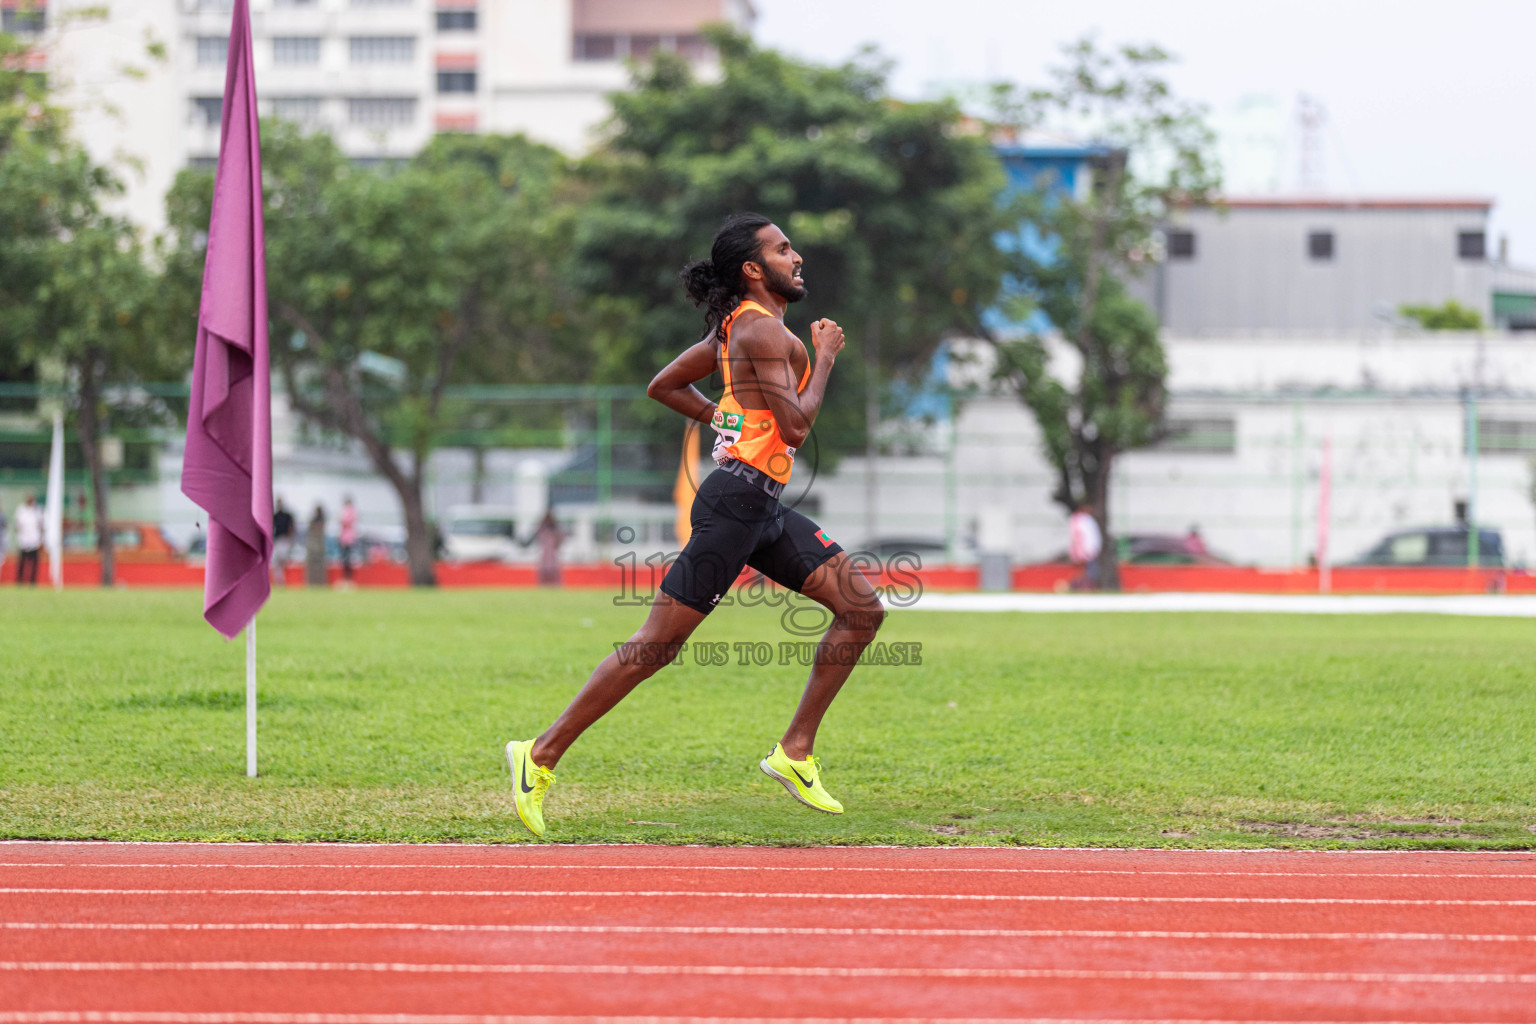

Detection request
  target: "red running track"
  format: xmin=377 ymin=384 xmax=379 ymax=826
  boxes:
xmin=2 ymin=843 xmax=1535 ymax=1022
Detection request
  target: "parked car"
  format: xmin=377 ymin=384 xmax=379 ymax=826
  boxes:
xmin=441 ymin=505 xmax=528 ymax=563
xmin=1346 ymin=527 xmax=1504 ymax=567
xmin=1038 ymin=533 xmax=1238 ymax=567
xmin=1116 ymin=534 xmax=1238 ymax=566
xmin=861 ymin=537 xmax=970 ymax=566
xmin=358 ymin=526 xmax=409 ymax=565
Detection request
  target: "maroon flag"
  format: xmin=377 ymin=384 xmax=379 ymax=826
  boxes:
xmin=181 ymin=0 xmax=272 ymax=639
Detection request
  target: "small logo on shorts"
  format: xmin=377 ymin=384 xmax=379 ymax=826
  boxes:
xmin=815 ymin=530 xmax=834 ymax=548
xmin=711 ymin=593 xmax=722 ymax=605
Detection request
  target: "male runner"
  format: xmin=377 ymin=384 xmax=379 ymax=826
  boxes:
xmin=506 ymin=213 xmax=885 ymax=837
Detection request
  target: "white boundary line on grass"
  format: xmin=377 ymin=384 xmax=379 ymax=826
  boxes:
xmin=0 ymin=840 xmax=1522 ymax=854
xmin=2 ymin=863 xmax=1532 ymax=880
xmin=904 ymin=592 xmax=1536 ymax=616
xmin=4 ymin=887 xmax=1536 ymax=905
xmin=4 ymin=922 xmax=1534 ymax=942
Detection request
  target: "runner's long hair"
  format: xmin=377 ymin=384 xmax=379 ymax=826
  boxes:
xmin=680 ymin=213 xmax=773 ymax=341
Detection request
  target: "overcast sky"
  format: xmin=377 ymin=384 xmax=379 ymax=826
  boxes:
xmin=755 ymin=0 xmax=1536 ymax=264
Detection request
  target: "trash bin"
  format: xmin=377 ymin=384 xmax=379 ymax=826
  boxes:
xmin=979 ymin=552 xmax=1011 ymax=592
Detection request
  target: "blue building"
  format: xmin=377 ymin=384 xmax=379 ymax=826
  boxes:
xmin=901 ymin=139 xmax=1109 ymax=419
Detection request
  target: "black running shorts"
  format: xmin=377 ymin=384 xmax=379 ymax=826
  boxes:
xmin=658 ymin=465 xmax=844 ymax=615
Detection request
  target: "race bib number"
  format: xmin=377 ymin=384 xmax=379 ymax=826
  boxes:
xmin=711 ymin=409 xmax=744 ymax=466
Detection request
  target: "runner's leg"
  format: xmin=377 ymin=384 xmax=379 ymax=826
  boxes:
xmin=777 ymin=551 xmax=884 ymax=759
xmin=530 ymin=592 xmax=706 ymax=769
xmin=530 ymin=470 xmax=765 ymax=769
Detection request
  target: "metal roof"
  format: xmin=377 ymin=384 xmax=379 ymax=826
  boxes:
xmin=1217 ymin=197 xmax=1493 ymax=211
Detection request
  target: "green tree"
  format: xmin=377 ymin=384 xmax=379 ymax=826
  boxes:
xmin=0 ymin=28 xmax=111 ymax=375
xmin=30 ymin=220 xmax=170 ymax=585
xmin=165 ymin=125 xmax=598 ymax=585
xmin=1399 ymin=300 xmax=1484 ymax=331
xmin=1 ymin=25 xmax=180 ymax=586
xmin=989 ymin=39 xmax=1220 ymax=589
xmin=574 ymin=29 xmax=1012 ymax=474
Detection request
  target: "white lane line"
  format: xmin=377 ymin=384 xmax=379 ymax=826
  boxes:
xmin=0 ymin=839 xmax=1514 ymax=851
xmin=3 ymin=863 xmax=1532 ymax=881
xmin=3 ymin=961 xmax=1536 ymax=984
xmin=909 ymin=592 xmax=1536 ymax=617
xmin=0 ymin=1017 xmax=1516 ymax=1024
xmin=3 ymin=922 xmax=1533 ymax=942
xmin=3 ymin=888 xmax=1534 ymax=906
xmin=0 ymin=840 xmax=1525 ymax=859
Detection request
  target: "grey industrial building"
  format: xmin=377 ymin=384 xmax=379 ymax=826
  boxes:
xmin=1148 ymin=198 xmax=1536 ymax=333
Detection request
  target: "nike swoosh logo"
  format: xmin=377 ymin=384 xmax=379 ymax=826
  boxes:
xmin=519 ymin=752 xmax=537 ymax=795
xmin=790 ymin=765 xmax=815 ymax=788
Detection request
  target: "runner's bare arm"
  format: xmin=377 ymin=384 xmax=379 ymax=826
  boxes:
xmin=646 ymin=336 xmax=719 ymax=423
xmin=737 ymin=316 xmax=844 ymax=447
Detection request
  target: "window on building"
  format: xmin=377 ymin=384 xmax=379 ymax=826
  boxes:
xmin=350 ymin=36 xmax=416 ymax=63
xmin=628 ymin=34 xmax=662 ymax=59
xmin=1493 ymin=291 xmax=1536 ymax=328
xmin=195 ymin=0 xmax=233 ymax=10
xmin=192 ymin=97 xmax=223 ymax=126
xmin=436 ymin=71 xmax=476 ymax=93
xmin=2 ymin=8 xmax=46 ymax=34
xmin=273 ymin=37 xmax=321 ymax=65
xmin=1459 ymin=230 xmax=1487 ymax=260
xmin=271 ymin=96 xmax=322 ymax=125
xmin=436 ymin=10 xmax=477 ymax=31
xmin=675 ymin=34 xmax=711 ymax=60
xmin=348 ymin=97 xmax=417 ymax=126
xmin=572 ymin=32 xmax=712 ymax=62
xmin=1475 ymin=419 xmax=1536 ymax=454
xmin=1151 ymin=417 xmax=1236 ymax=454
xmin=1307 ymin=230 xmax=1334 ymax=260
xmin=1166 ymin=230 xmax=1196 ymax=260
xmin=188 ymin=156 xmax=220 ymax=171
xmin=573 ymin=34 xmax=619 ymax=61
xmin=196 ymin=36 xmax=229 ymax=66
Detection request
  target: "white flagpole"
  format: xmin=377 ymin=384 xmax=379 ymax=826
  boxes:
xmin=1316 ymin=434 xmax=1332 ymax=595
xmin=246 ymin=618 xmax=258 ymax=777
xmin=45 ymin=410 xmax=64 ymax=590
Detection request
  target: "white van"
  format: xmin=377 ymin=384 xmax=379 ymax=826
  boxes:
xmin=443 ymin=501 xmax=683 ymax=564
xmin=442 ymin=505 xmax=529 ymax=563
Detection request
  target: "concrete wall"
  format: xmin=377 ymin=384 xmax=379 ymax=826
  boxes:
xmin=802 ymin=331 xmax=1536 ymax=570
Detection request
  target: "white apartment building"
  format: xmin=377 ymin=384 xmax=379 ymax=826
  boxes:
xmin=24 ymin=0 xmax=753 ymax=234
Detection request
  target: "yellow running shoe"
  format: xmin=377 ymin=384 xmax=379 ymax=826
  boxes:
xmin=759 ymin=742 xmax=843 ymax=814
xmin=506 ymin=739 xmax=556 ymax=837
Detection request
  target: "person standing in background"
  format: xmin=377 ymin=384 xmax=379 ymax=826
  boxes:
xmin=13 ymin=494 xmax=44 ymax=586
xmin=535 ymin=509 xmax=563 ymax=587
xmin=305 ymin=504 xmax=327 ymax=587
xmin=338 ymin=496 xmax=358 ymax=584
xmin=271 ymin=498 xmax=295 ymax=585
xmin=0 ymin=503 xmax=8 ymax=579
xmin=1068 ymin=503 xmax=1103 ymax=592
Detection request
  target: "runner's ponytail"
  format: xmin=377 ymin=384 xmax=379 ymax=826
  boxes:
xmin=680 ymin=212 xmax=773 ymax=340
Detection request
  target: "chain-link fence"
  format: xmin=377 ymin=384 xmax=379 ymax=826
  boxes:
xmin=3 ymin=380 xmax=1532 ymax=572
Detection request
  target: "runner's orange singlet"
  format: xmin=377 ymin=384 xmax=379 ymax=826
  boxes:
xmin=709 ymin=299 xmax=813 ymax=485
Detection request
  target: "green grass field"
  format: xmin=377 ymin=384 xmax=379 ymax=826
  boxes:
xmin=2 ymin=587 xmax=1534 ymax=848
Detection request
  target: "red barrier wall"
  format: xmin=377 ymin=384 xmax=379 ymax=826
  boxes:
xmin=19 ymin=558 xmax=1524 ymax=595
